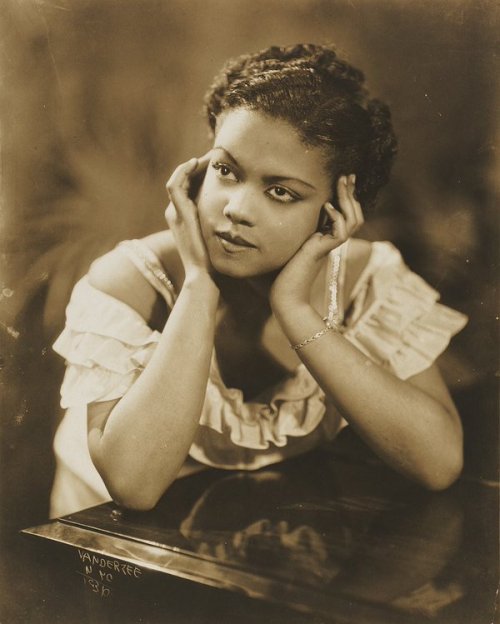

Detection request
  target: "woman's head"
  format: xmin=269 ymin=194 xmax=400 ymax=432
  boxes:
xmin=197 ymin=108 xmax=334 ymax=277
xmin=196 ymin=43 xmax=397 ymax=279
xmin=205 ymin=43 xmax=398 ymax=211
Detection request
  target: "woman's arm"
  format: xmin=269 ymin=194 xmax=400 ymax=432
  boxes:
xmin=273 ymin=302 xmax=463 ymax=490
xmin=270 ymin=176 xmax=463 ymax=490
xmin=88 ymin=156 xmax=219 ymax=511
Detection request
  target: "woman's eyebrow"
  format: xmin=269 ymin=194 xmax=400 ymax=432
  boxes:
xmin=213 ymin=146 xmax=317 ymax=190
xmin=263 ymin=175 xmax=316 ymax=190
xmin=213 ymin=146 xmax=239 ymax=166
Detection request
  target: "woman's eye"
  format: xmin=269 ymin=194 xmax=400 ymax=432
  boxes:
xmin=212 ymin=162 xmax=237 ymax=181
xmin=267 ymin=186 xmax=299 ymax=203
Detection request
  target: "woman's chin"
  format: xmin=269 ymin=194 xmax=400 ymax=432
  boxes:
xmin=211 ymin=259 xmax=260 ymax=280
xmin=210 ymin=256 xmax=283 ymax=282
xmin=208 ymin=248 xmax=256 ymax=279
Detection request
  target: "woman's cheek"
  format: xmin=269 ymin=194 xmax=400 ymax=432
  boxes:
xmin=195 ymin=175 xmax=209 ymax=210
xmin=272 ymin=238 xmax=305 ymax=268
xmin=197 ymin=174 xmax=220 ymax=216
xmin=281 ymin=220 xmax=315 ymax=252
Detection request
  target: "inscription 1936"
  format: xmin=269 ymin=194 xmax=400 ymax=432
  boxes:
xmin=76 ymin=548 xmax=143 ymax=598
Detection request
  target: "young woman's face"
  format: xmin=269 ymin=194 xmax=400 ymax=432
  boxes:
xmin=197 ymin=109 xmax=333 ymax=278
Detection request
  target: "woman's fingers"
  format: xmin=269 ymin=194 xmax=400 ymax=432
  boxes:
xmin=166 ymin=152 xmax=211 ymax=202
xmin=298 ymin=204 xmax=346 ymax=261
xmin=348 ymin=174 xmax=364 ymax=228
xmin=336 ymin=174 xmax=364 ymax=235
xmin=164 ymin=155 xmax=214 ymax=275
xmin=164 ymin=152 xmax=211 ymax=223
xmin=166 ymin=158 xmax=198 ymax=209
xmin=165 ymin=160 xmax=196 ymax=225
xmin=336 ymin=175 xmax=356 ymax=233
xmin=194 ymin=151 xmax=212 ymax=174
xmin=324 ymin=202 xmax=347 ymax=242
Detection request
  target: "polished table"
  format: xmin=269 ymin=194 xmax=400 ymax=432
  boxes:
xmin=23 ymin=443 xmax=498 ymax=623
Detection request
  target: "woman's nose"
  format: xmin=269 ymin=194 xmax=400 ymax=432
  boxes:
xmin=222 ymin=189 xmax=255 ymax=226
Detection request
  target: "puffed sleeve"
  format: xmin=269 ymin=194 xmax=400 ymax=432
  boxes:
xmin=53 ymin=277 xmax=161 ymax=408
xmin=343 ymin=242 xmax=468 ymax=380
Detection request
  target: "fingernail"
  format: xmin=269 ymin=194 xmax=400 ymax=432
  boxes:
xmin=324 ymin=201 xmax=334 ymax=211
xmin=350 ymin=174 xmax=356 ymax=184
xmin=342 ymin=176 xmax=348 ymax=186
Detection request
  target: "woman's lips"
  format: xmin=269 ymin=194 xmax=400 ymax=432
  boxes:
xmin=216 ymin=231 xmax=257 ymax=249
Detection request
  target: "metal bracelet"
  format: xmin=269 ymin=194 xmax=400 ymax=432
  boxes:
xmin=290 ymin=321 xmax=337 ymax=351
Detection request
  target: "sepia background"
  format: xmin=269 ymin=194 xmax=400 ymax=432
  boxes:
xmin=0 ymin=0 xmax=498 ymax=619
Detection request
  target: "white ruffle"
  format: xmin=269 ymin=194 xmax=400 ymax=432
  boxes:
xmin=53 ymin=277 xmax=160 ymax=408
xmin=199 ymin=360 xmax=327 ymax=450
xmin=58 ymin=364 xmax=144 ymax=408
xmin=344 ymin=242 xmax=468 ymax=380
xmin=54 ymin=329 xmax=158 ymax=375
xmin=54 ymin=277 xmax=161 ymax=345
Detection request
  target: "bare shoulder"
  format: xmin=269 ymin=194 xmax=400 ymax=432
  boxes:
xmin=348 ymin=238 xmax=373 ymax=267
xmin=88 ymin=230 xmax=181 ymax=323
xmin=344 ymin=238 xmax=373 ymax=301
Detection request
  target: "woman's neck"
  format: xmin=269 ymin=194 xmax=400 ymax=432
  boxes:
xmin=246 ymin=270 xmax=280 ymax=298
xmin=213 ymin=271 xmax=278 ymax=327
xmin=214 ymin=270 xmax=278 ymax=301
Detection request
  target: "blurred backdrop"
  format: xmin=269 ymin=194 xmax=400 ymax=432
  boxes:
xmin=1 ymin=0 xmax=497 ymax=542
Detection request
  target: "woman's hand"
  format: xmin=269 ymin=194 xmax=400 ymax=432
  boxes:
xmin=270 ymin=175 xmax=363 ymax=313
xmin=165 ymin=153 xmax=213 ymax=284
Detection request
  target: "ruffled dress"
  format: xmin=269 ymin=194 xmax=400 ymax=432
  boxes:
xmin=49 ymin=239 xmax=467 ymax=517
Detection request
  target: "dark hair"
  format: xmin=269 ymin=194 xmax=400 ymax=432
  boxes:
xmin=204 ymin=43 xmax=397 ymax=210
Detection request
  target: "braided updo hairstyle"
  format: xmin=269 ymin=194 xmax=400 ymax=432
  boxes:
xmin=205 ymin=43 xmax=397 ymax=211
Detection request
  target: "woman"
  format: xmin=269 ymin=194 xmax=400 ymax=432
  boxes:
xmin=50 ymin=44 xmax=467 ymax=517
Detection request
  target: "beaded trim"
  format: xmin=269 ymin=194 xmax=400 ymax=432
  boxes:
xmin=326 ymin=247 xmax=341 ymax=324
xmin=290 ymin=242 xmax=346 ymax=351
xmin=128 ymin=239 xmax=176 ymax=295
xmin=325 ymin=241 xmax=347 ymax=327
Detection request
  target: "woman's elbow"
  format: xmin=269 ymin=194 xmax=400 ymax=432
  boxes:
xmin=105 ymin=476 xmax=169 ymax=512
xmin=422 ymin=446 xmax=463 ymax=492
xmin=422 ymin=409 xmax=464 ymax=491
xmin=111 ymin=489 xmax=160 ymax=512
xmin=91 ymin=447 xmax=173 ymax=512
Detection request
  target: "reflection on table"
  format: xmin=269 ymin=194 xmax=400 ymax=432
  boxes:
xmin=23 ymin=445 xmax=498 ymax=623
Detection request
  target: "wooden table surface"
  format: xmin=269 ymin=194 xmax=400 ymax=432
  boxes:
xmin=22 ymin=445 xmax=498 ymax=624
